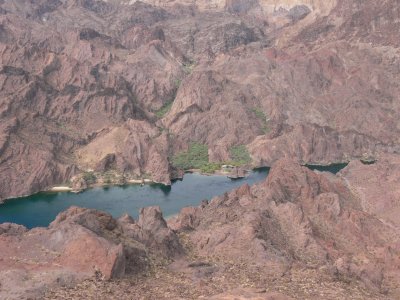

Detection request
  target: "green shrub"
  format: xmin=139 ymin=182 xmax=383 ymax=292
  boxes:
xmin=102 ymin=172 xmax=114 ymax=184
xmin=155 ymin=78 xmax=182 ymax=119
xmin=155 ymin=101 xmax=173 ymax=118
xmin=183 ymin=61 xmax=196 ymax=74
xmin=82 ymin=171 xmax=96 ymax=184
xmin=174 ymin=79 xmax=182 ymax=88
xmin=172 ymin=142 xmax=209 ymax=170
xmin=229 ymin=145 xmax=252 ymax=165
xmin=251 ymin=107 xmax=269 ymax=134
xmin=200 ymin=163 xmax=222 ymax=174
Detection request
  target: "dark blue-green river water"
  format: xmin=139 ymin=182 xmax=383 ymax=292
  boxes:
xmin=0 ymin=163 xmax=348 ymax=229
xmin=0 ymin=169 xmax=269 ymax=229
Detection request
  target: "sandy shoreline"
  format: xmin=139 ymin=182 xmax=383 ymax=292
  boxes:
xmin=49 ymin=186 xmax=73 ymax=192
xmin=1 ymin=169 xmax=257 ymax=203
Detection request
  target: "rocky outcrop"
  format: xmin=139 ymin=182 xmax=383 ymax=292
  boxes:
xmin=341 ymin=154 xmax=400 ymax=229
xmin=1 ymin=0 xmax=400 ymax=201
xmin=248 ymin=123 xmax=380 ymax=166
xmin=22 ymin=157 xmax=398 ymax=299
xmin=0 ymin=223 xmax=27 ymax=235
xmin=169 ymin=158 xmax=400 ymax=298
xmin=0 ymin=0 xmax=185 ymax=200
xmin=1 ymin=157 xmax=399 ymax=299
xmin=0 ymin=205 xmax=182 ymax=299
xmin=118 ymin=206 xmax=184 ymax=258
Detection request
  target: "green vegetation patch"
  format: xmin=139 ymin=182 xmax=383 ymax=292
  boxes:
xmin=102 ymin=171 xmax=116 ymax=185
xmin=200 ymin=162 xmax=223 ymax=174
xmin=154 ymin=77 xmax=183 ymax=119
xmin=251 ymin=107 xmax=269 ymax=134
xmin=183 ymin=61 xmax=196 ymax=74
xmin=172 ymin=142 xmax=209 ymax=170
xmin=174 ymin=79 xmax=182 ymax=88
xmin=229 ymin=145 xmax=252 ymax=165
xmin=155 ymin=101 xmax=173 ymax=118
xmin=172 ymin=143 xmax=252 ymax=173
xmin=82 ymin=171 xmax=97 ymax=184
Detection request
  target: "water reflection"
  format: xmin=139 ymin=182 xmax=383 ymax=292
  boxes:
xmin=149 ymin=183 xmax=172 ymax=195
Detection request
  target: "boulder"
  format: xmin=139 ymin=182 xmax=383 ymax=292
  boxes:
xmin=0 ymin=223 xmax=27 ymax=235
xmin=119 ymin=206 xmax=184 ymax=258
xmin=0 ymin=207 xmax=150 ymax=299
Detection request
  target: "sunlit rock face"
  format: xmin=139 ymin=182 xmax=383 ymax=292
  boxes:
xmin=0 ymin=0 xmax=400 ymax=207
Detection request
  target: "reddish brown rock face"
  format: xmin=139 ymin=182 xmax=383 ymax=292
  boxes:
xmin=341 ymin=154 xmax=400 ymax=229
xmin=0 ymin=0 xmax=400 ymax=200
xmin=2 ymin=158 xmax=399 ymax=299
xmin=168 ymin=158 xmax=400 ymax=298
xmin=1 ymin=0 xmax=400 ymax=298
xmin=0 ymin=205 xmax=182 ymax=299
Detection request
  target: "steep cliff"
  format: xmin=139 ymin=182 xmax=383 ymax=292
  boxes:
xmin=0 ymin=0 xmax=399 ymax=204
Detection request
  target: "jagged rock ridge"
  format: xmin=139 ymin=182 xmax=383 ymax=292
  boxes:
xmin=1 ymin=157 xmax=399 ymax=299
xmin=0 ymin=0 xmax=400 ymax=200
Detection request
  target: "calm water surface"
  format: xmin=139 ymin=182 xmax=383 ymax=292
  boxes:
xmin=0 ymin=163 xmax=349 ymax=229
xmin=0 ymin=169 xmax=269 ymax=228
xmin=306 ymin=163 xmax=348 ymax=174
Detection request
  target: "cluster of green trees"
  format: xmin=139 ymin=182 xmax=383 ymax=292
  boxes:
xmin=171 ymin=143 xmax=252 ymax=174
xmin=229 ymin=145 xmax=252 ymax=165
xmin=82 ymin=171 xmax=96 ymax=184
xmin=172 ymin=142 xmax=209 ymax=170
